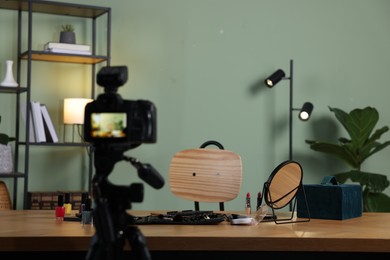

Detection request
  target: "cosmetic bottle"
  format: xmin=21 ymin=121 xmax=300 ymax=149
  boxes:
xmin=256 ymin=191 xmax=262 ymax=211
xmin=82 ymin=198 xmax=93 ymax=225
xmin=56 ymin=194 xmax=65 ymax=221
xmin=64 ymin=193 xmax=72 ymax=215
xmin=77 ymin=192 xmax=89 ymax=218
xmin=245 ymin=192 xmax=251 ymax=216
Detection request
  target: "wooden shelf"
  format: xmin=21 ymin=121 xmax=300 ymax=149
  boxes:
xmin=20 ymin=142 xmax=91 ymax=147
xmin=0 ymin=172 xmax=24 ymax=177
xmin=20 ymin=51 xmax=108 ymax=64
xmin=0 ymin=86 xmax=27 ymax=94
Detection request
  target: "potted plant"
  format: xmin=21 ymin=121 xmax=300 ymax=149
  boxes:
xmin=305 ymin=106 xmax=390 ymax=212
xmin=59 ymin=24 xmax=76 ymax=44
xmin=0 ymin=116 xmax=15 ymax=145
xmin=0 ymin=116 xmax=15 ymax=173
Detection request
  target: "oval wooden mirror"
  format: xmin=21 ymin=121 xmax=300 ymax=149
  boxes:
xmin=264 ymin=160 xmax=302 ymax=209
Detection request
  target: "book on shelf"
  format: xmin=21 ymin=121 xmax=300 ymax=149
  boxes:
xmin=43 ymin=42 xmax=91 ymax=52
xmin=40 ymin=104 xmax=59 ymax=143
xmin=44 ymin=48 xmax=92 ymax=55
xmin=30 ymin=101 xmax=46 ymax=143
xmin=21 ymin=101 xmax=36 ymax=142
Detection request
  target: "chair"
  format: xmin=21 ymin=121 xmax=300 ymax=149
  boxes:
xmin=169 ymin=140 xmax=242 ymax=211
xmin=0 ymin=181 xmax=12 ymax=210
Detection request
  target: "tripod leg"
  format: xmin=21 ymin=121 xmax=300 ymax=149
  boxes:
xmin=125 ymin=225 xmax=152 ymax=260
xmin=85 ymin=234 xmax=104 ymax=260
xmin=85 ymin=196 xmax=120 ymax=260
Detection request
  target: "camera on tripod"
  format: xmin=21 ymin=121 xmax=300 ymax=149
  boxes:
xmin=84 ymin=65 xmax=156 ymax=146
xmin=84 ymin=65 xmax=163 ymax=260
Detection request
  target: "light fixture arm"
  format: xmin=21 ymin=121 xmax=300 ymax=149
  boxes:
xmin=288 ymin=59 xmax=293 ymax=161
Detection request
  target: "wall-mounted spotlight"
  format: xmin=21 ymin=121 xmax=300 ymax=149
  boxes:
xmin=264 ymin=60 xmax=314 ymax=161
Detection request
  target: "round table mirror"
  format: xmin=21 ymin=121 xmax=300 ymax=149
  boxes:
xmin=264 ymin=160 xmax=303 ymax=210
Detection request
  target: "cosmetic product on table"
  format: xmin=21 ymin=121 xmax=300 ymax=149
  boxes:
xmin=245 ymin=192 xmax=251 ymax=216
xmin=55 ymin=194 xmax=65 ymax=221
xmin=64 ymin=193 xmax=72 ymax=215
xmin=257 ymin=191 xmax=262 ymax=211
xmin=82 ymin=198 xmax=93 ymax=225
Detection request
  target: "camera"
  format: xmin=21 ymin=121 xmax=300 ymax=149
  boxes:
xmin=84 ymin=66 xmax=156 ymax=146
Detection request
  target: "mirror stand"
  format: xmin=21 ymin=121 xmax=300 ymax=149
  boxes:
xmin=262 ymin=160 xmax=311 ymax=224
xmin=264 ymin=182 xmax=310 ymax=224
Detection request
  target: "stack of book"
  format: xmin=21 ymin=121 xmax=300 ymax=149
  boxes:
xmin=43 ymin=42 xmax=91 ymax=55
xmin=28 ymin=191 xmax=85 ymax=210
xmin=22 ymin=101 xmax=59 ymax=143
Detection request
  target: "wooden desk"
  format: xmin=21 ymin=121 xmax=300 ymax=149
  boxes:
xmin=0 ymin=210 xmax=389 ymax=256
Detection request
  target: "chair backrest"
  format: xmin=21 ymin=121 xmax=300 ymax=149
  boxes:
xmin=169 ymin=142 xmax=242 ymax=211
xmin=0 ymin=181 xmax=12 ymax=210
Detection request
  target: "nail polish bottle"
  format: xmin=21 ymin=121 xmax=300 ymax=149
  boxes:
xmin=77 ymin=192 xmax=89 ymax=218
xmin=81 ymin=192 xmax=89 ymax=213
xmin=64 ymin=193 xmax=72 ymax=215
xmin=82 ymin=198 xmax=93 ymax=225
xmin=56 ymin=194 xmax=65 ymax=221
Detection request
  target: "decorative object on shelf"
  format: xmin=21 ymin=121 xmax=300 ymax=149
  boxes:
xmin=63 ymin=98 xmax=93 ymax=142
xmin=0 ymin=60 xmax=18 ymax=87
xmin=0 ymin=115 xmax=15 ymax=173
xmin=305 ymin=106 xmax=390 ymax=212
xmin=0 ymin=144 xmax=13 ymax=173
xmin=59 ymin=24 xmax=76 ymax=44
xmin=0 ymin=181 xmax=12 ymax=210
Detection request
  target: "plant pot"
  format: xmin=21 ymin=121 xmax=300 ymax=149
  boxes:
xmin=0 ymin=144 xmax=13 ymax=173
xmin=59 ymin=31 xmax=76 ymax=44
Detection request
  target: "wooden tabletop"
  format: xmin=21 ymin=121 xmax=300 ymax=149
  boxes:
xmin=1 ymin=210 xmax=390 ymax=253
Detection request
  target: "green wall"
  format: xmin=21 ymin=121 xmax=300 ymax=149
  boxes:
xmin=1 ymin=0 xmax=390 ymax=211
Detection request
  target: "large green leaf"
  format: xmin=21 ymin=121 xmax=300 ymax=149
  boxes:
xmin=334 ymin=170 xmax=389 ymax=193
xmin=330 ymin=106 xmax=378 ymax=151
xmin=363 ymin=192 xmax=390 ymax=212
xmin=0 ymin=116 xmax=15 ymax=145
xmin=305 ymin=140 xmax=359 ymax=168
xmin=0 ymin=133 xmax=11 ymax=145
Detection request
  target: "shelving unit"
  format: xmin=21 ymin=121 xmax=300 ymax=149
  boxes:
xmin=0 ymin=0 xmax=111 ymax=209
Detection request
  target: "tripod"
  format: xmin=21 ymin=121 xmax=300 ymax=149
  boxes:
xmin=85 ymin=144 xmax=164 ymax=260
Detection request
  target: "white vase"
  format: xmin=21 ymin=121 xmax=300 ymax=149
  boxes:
xmin=0 ymin=144 xmax=13 ymax=173
xmin=0 ymin=60 xmax=18 ymax=87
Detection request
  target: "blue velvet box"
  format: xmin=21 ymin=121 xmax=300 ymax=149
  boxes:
xmin=296 ymin=176 xmax=363 ymax=220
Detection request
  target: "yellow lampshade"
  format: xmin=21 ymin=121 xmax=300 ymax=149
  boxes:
xmin=63 ymin=98 xmax=93 ymax=125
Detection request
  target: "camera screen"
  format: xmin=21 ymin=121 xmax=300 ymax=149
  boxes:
xmin=90 ymin=112 xmax=127 ymax=138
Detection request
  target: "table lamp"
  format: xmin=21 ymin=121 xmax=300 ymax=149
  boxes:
xmin=63 ymin=98 xmax=93 ymax=142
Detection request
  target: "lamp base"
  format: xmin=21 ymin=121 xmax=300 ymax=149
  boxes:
xmin=63 ymin=124 xmax=83 ymax=143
